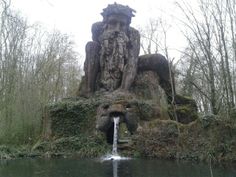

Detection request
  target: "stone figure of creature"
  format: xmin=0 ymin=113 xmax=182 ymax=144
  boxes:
xmin=79 ymin=3 xmax=176 ymax=100
xmin=80 ymin=3 xmax=140 ymax=97
xmin=64 ymin=3 xmax=198 ymax=143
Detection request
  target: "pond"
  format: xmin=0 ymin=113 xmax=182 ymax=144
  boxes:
xmin=0 ymin=158 xmax=235 ymax=177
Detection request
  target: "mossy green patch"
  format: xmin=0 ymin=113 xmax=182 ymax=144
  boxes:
xmin=0 ymin=145 xmax=37 ymax=160
xmin=170 ymin=95 xmax=198 ymax=124
xmin=46 ymin=98 xmax=101 ymax=137
xmin=131 ymin=118 xmax=236 ymax=163
xmin=33 ymin=134 xmax=110 ymax=158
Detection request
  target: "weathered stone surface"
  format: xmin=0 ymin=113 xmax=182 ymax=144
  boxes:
xmin=138 ymin=54 xmax=175 ymax=103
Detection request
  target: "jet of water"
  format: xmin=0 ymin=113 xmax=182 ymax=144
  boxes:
xmin=100 ymin=116 xmax=131 ymax=161
xmin=112 ymin=116 xmax=120 ymax=155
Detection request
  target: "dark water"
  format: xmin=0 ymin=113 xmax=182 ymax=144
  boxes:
xmin=0 ymin=158 xmax=235 ymax=177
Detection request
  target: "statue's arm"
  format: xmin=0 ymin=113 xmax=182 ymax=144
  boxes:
xmin=120 ymin=27 xmax=140 ymax=90
xmin=80 ymin=22 xmax=103 ymax=96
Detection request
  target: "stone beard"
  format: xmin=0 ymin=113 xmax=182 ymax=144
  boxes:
xmin=99 ymin=30 xmax=129 ymax=91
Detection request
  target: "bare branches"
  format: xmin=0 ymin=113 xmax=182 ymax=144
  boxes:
xmin=138 ymin=18 xmax=171 ymax=56
xmin=177 ymin=0 xmax=236 ymax=116
xmin=0 ymin=3 xmax=82 ymax=143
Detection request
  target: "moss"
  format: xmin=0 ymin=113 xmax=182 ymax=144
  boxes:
xmin=168 ymin=104 xmax=198 ymax=124
xmin=0 ymin=133 xmax=110 ymax=159
xmin=132 ymin=120 xmax=179 ymax=159
xmin=0 ymin=145 xmax=38 ymax=160
xmin=33 ymin=134 xmax=110 ymax=158
xmin=39 ymin=92 xmax=236 ymax=163
xmin=135 ymin=100 xmax=161 ymax=121
xmin=47 ymin=98 xmax=100 ymax=137
xmin=129 ymin=118 xmax=236 ymax=163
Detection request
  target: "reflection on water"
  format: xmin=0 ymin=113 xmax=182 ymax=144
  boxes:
xmin=113 ymin=160 xmax=118 ymax=177
xmin=0 ymin=158 xmax=236 ymax=177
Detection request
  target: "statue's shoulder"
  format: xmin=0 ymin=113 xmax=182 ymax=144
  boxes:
xmin=91 ymin=22 xmax=104 ymax=42
xmin=128 ymin=27 xmax=140 ymax=40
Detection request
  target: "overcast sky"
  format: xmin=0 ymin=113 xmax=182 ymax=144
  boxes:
xmin=11 ymin=0 xmax=194 ymax=65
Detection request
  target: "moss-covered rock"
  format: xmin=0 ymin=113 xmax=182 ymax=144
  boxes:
xmin=32 ymin=133 xmax=110 ymax=158
xmin=133 ymin=120 xmax=179 ymax=159
xmin=36 ymin=68 xmax=235 ymax=165
xmin=132 ymin=118 xmax=236 ymax=163
xmin=168 ymin=95 xmax=198 ymax=124
xmin=42 ymin=91 xmax=169 ymax=139
xmin=42 ymin=97 xmax=102 ymax=138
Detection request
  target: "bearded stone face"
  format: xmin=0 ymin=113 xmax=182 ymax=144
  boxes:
xmin=96 ymin=100 xmax=139 ymax=132
xmin=95 ymin=91 xmax=162 ymax=144
xmin=106 ymin=13 xmax=129 ymax=32
xmin=98 ymin=14 xmax=130 ymax=91
xmin=95 ymin=98 xmax=139 ymax=144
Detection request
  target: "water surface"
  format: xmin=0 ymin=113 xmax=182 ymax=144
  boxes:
xmin=0 ymin=158 xmax=235 ymax=177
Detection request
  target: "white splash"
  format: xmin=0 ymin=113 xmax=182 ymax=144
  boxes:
xmin=100 ymin=154 xmax=131 ymax=161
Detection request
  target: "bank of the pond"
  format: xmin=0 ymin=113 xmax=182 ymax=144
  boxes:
xmin=0 ymin=134 xmax=110 ymax=160
xmin=1 ymin=98 xmax=236 ymax=164
xmin=1 ymin=117 xmax=236 ymax=165
xmin=131 ymin=118 xmax=236 ymax=163
xmin=0 ymin=145 xmax=39 ymax=159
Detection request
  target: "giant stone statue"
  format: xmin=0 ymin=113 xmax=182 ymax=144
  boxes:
xmin=80 ymin=3 xmax=140 ymax=96
xmin=77 ymin=3 xmax=198 ymax=143
xmin=40 ymin=4 xmax=235 ymax=162
xmin=79 ymin=3 xmax=175 ymax=99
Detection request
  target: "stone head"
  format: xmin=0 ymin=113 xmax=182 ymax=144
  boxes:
xmin=101 ymin=3 xmax=135 ymax=33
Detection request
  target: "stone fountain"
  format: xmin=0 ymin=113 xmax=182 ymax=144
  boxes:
xmin=42 ymin=3 xmax=208 ymax=160
xmin=77 ymin=3 xmax=197 ymax=144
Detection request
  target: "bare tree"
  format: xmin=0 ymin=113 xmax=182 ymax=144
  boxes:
xmin=0 ymin=2 xmax=82 ymax=144
xmin=138 ymin=18 xmax=171 ymax=56
xmin=177 ymin=0 xmax=236 ymax=116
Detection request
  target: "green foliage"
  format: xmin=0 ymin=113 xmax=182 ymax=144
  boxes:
xmin=168 ymin=95 xmax=198 ymax=124
xmin=0 ymin=145 xmax=35 ymax=160
xmin=48 ymin=98 xmax=100 ymax=137
xmin=136 ymin=101 xmax=156 ymax=121
xmin=133 ymin=120 xmax=179 ymax=159
xmin=131 ymin=118 xmax=236 ymax=162
xmin=33 ymin=134 xmax=110 ymax=158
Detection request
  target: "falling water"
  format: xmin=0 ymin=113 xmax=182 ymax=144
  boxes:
xmin=101 ymin=116 xmax=130 ymax=161
xmin=112 ymin=116 xmax=120 ymax=156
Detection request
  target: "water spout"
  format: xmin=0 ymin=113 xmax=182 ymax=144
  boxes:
xmin=112 ymin=116 xmax=120 ymax=156
xmin=101 ymin=116 xmax=131 ymax=161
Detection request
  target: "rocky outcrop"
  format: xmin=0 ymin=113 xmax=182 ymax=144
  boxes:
xmin=41 ymin=91 xmax=236 ymax=162
xmin=132 ymin=118 xmax=236 ymax=163
xmin=42 ymin=69 xmax=170 ymax=148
